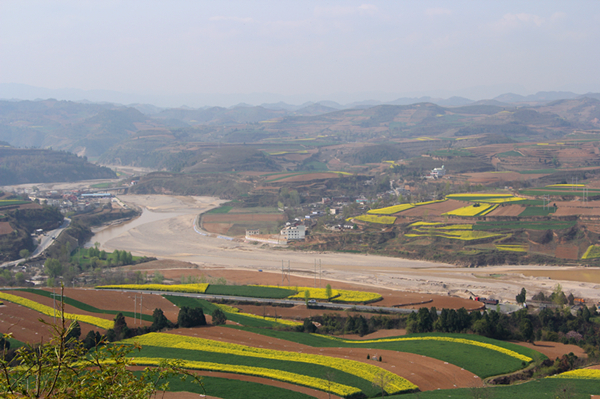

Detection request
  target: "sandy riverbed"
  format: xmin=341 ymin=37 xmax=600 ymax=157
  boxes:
xmin=96 ymin=195 xmax=600 ymax=304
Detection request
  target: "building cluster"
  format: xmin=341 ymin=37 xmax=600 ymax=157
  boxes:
xmin=29 ymin=190 xmax=115 ymax=214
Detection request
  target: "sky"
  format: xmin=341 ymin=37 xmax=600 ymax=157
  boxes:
xmin=1 ymin=1 xmax=600 ymax=107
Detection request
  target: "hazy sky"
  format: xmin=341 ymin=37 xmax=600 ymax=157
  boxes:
xmin=1 ymin=1 xmax=600 ymax=105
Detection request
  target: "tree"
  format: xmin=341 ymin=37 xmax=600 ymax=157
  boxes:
xmin=151 ymin=308 xmax=172 ymax=331
xmin=516 ymin=288 xmax=527 ymax=304
xmin=304 ymin=290 xmax=310 ymax=306
xmin=0 ymin=286 xmax=204 ymax=398
xmin=325 ymin=284 xmax=332 ymax=302
xmin=520 ymin=318 xmax=534 ymax=343
xmin=44 ymin=258 xmax=63 ymax=278
xmin=178 ymin=306 xmax=206 ymax=328
xmin=211 ymin=309 xmax=227 ymax=325
xmin=19 ymin=249 xmax=30 ymax=259
xmin=66 ymin=320 xmax=81 ymax=341
xmin=372 ymin=370 xmax=392 ymax=397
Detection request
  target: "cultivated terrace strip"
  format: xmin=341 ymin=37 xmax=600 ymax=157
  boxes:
xmin=124 ymin=332 xmax=417 ymax=394
xmin=96 ymin=283 xmax=209 ymax=293
xmin=314 ymin=335 xmax=533 ymax=363
xmin=550 ymin=369 xmax=600 ymax=379
xmin=0 ymin=292 xmax=113 ymax=329
xmin=126 ymin=357 xmax=361 ymax=397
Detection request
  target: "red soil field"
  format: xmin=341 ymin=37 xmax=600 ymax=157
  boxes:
xmin=513 ymin=340 xmax=586 ymax=359
xmin=0 ymin=221 xmax=13 ymax=235
xmin=487 ymin=205 xmax=525 ymax=217
xmin=202 ymin=222 xmax=233 ymax=235
xmin=170 ymin=327 xmax=484 ymax=391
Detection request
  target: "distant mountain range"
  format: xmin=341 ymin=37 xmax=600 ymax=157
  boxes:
xmin=1 ymin=83 xmax=599 ymax=112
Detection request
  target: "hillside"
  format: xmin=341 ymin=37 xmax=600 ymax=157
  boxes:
xmin=0 ymin=147 xmax=116 ymax=184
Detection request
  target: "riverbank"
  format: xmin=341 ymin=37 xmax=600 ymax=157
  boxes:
xmin=89 ymin=194 xmax=600 ymax=304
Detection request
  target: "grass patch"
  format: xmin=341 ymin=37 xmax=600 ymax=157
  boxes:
xmin=518 ymin=168 xmax=557 ymax=174
xmin=393 ymin=378 xmax=600 ymax=399
xmin=17 ymin=289 xmax=153 ymax=322
xmin=205 ymin=285 xmax=296 ymax=299
xmin=206 ymin=206 xmax=233 ymax=214
xmin=518 ymin=207 xmax=556 ymax=217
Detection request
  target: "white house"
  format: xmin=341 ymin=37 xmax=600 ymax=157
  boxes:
xmin=280 ymin=225 xmax=306 ymax=240
xmin=431 ymin=165 xmax=446 ymax=178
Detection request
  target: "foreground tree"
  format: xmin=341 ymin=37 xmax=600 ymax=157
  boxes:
xmin=0 ymin=286 xmax=203 ymax=398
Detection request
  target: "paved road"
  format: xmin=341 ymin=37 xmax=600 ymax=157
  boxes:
xmin=0 ymin=218 xmax=71 ymax=268
xmin=99 ymin=288 xmax=427 ymax=315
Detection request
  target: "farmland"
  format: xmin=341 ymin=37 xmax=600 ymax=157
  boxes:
xmin=0 ymin=284 xmax=540 ymax=398
xmin=3 ymin=258 xmax=599 ymax=399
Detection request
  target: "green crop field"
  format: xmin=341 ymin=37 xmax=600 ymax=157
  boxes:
xmin=18 ymin=289 xmax=153 ymax=322
xmin=497 ymin=150 xmax=523 ymax=157
xmin=163 ymin=374 xmax=314 ymax=399
xmin=206 ymin=206 xmax=233 ymax=214
xmin=205 ymin=285 xmax=296 ymax=299
xmin=226 ymin=328 xmax=542 ymax=379
xmin=394 ymin=378 xmax=600 ymax=399
xmin=518 ymin=168 xmax=557 ymax=174
xmin=518 ymin=206 xmax=556 ymax=217
xmin=0 ymin=200 xmax=29 ymax=207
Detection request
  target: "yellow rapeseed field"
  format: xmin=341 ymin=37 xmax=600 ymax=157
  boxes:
xmin=351 ymin=215 xmax=396 ymax=224
xmin=443 ymin=204 xmax=495 ymax=217
xmin=126 ymin=333 xmax=417 ymax=394
xmin=0 ymin=292 xmax=113 ymax=329
xmin=550 ymin=369 xmax=600 ymax=379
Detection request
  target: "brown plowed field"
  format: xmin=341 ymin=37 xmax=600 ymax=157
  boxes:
xmin=203 ymin=214 xmax=284 ymax=223
xmin=203 ymin=222 xmax=233 ymax=234
xmin=513 ymin=341 xmax=586 ymax=359
xmin=0 ymin=221 xmax=13 ymax=235
xmin=554 ymin=206 xmax=600 ymax=216
xmin=169 ymin=327 xmax=483 ymax=391
xmin=487 ymin=205 xmax=525 ymax=217
xmin=397 ymin=199 xmax=465 ymax=217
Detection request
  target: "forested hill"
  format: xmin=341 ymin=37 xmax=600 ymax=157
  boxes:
xmin=0 ymin=147 xmax=116 ymax=184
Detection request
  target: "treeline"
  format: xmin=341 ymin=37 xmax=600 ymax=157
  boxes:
xmin=0 ymin=147 xmax=116 ymax=184
xmin=405 ymin=305 xmax=600 ymax=355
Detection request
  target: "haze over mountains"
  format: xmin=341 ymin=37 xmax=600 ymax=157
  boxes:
xmin=2 ymin=90 xmax=600 ymax=176
xmin=2 ymin=83 xmax=600 ymax=112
